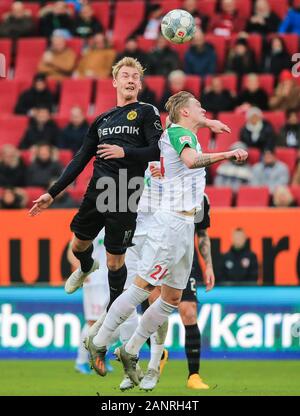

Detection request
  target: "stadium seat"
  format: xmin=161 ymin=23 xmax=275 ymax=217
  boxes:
xmin=247 ymin=148 xmax=261 ymax=165
xmin=216 ymin=112 xmax=246 ymax=142
xmin=66 ymin=38 xmax=84 ymax=57
xmin=20 ymin=150 xmax=33 ymax=166
xmin=236 ymin=186 xmax=270 ymax=207
xmin=0 ymin=1 xmax=12 ymax=20
xmin=241 ymin=74 xmax=275 ymax=97
xmin=113 ymin=1 xmax=145 ymax=51
xmin=25 ymin=187 xmax=45 ymax=208
xmin=14 ymin=38 xmax=47 ymax=81
xmin=197 ymin=128 xmax=211 ymax=152
xmin=268 ymin=0 xmax=288 ymax=19
xmin=0 ymin=79 xmax=19 ymax=114
xmin=290 ymin=185 xmax=300 ymax=206
xmin=75 ymin=160 xmax=94 ymax=189
xmin=230 ymin=34 xmax=263 ymax=65
xmin=0 ymin=115 xmax=28 ymax=147
xmin=268 ymin=34 xmax=299 ymax=57
xmin=23 ymin=2 xmax=40 ymax=21
xmin=185 ymin=75 xmax=202 ymax=97
xmin=94 ymin=79 xmax=117 ymax=114
xmin=205 ymin=74 xmax=238 ymax=94
xmin=235 ymin=0 xmax=251 ymax=19
xmin=90 ymin=1 xmax=110 ymax=31
xmin=197 ymin=0 xmax=217 ymax=18
xmin=263 ymin=111 xmax=285 ymax=132
xmin=205 ymin=186 xmax=233 ymax=207
xmin=0 ymin=39 xmax=12 ymax=74
xmin=52 ymin=115 xmax=69 ymax=129
xmin=137 ymin=37 xmax=156 ymax=52
xmin=205 ymin=34 xmax=227 ymax=72
xmin=59 ymin=150 xmax=73 ymax=167
xmin=275 ymin=147 xmax=297 ymax=176
xmin=169 ymin=42 xmax=190 ymax=62
xmin=68 ymin=187 xmax=85 ymax=203
xmin=58 ymin=79 xmax=93 ymax=117
xmin=144 ymin=76 xmax=166 ymax=101
xmin=154 ymin=0 xmax=181 ymax=14
xmin=160 ymin=112 xmax=168 ymax=128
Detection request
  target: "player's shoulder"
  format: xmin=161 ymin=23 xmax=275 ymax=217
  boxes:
xmin=93 ymin=107 xmax=118 ymax=124
xmin=138 ymin=101 xmax=160 ymax=117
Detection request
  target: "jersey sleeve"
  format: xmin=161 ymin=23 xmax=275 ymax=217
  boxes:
xmin=168 ymin=127 xmax=197 ymax=155
xmin=48 ymin=120 xmax=99 ymax=198
xmin=195 ymin=193 xmax=211 ymax=233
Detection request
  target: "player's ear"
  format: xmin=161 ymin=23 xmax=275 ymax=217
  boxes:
xmin=112 ymin=78 xmax=117 ymax=88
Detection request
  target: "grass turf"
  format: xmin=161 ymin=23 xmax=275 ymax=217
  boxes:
xmin=0 ymin=360 xmax=299 ymax=396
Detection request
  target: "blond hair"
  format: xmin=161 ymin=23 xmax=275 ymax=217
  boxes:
xmin=112 ymin=56 xmax=145 ymax=79
xmin=165 ymin=91 xmax=195 ymax=124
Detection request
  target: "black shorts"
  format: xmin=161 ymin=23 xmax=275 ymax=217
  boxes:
xmin=70 ymin=178 xmax=137 ymax=255
xmin=181 ymin=275 xmax=198 ymax=303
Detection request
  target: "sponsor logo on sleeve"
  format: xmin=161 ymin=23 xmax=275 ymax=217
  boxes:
xmin=179 ymin=136 xmax=192 ymax=145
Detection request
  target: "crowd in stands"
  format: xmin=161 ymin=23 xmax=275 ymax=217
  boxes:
xmin=1 ymin=0 xmax=300 ymax=211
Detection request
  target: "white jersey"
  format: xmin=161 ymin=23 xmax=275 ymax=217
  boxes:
xmin=83 ymin=229 xmax=108 ymax=287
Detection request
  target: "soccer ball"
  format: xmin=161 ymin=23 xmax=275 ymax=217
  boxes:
xmin=161 ymin=9 xmax=196 ymax=44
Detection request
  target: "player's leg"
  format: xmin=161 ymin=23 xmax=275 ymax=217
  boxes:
xmin=75 ymin=322 xmax=91 ymax=374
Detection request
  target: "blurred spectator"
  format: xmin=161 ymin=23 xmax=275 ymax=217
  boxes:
xmin=182 ymin=0 xmax=209 ymax=32
xmin=65 ymin=0 xmax=87 ymax=13
xmin=19 ymin=107 xmax=60 ymax=149
xmin=269 ymin=70 xmax=300 ymax=112
xmin=39 ymin=1 xmax=73 ymax=38
xmin=209 ymin=0 xmax=246 ymax=36
xmin=264 ymin=37 xmax=291 ymax=78
xmin=214 ymin=142 xmax=252 ymax=191
xmin=278 ymin=111 xmax=300 ymax=150
xmin=158 ymin=70 xmax=187 ymax=111
xmin=201 ymin=76 xmax=236 ymax=113
xmin=58 ymin=106 xmax=89 ymax=154
xmin=237 ymin=74 xmax=268 ymax=110
xmin=73 ymin=3 xmax=103 ymax=39
xmin=48 ymin=180 xmax=77 ymax=208
xmin=0 ymin=1 xmax=35 ymax=39
xmin=251 ymin=148 xmax=290 ymax=192
xmin=292 ymin=160 xmax=300 ymax=185
xmin=14 ymin=73 xmax=55 ymax=116
xmin=131 ymin=3 xmax=163 ymax=40
xmin=184 ymin=29 xmax=217 ymax=77
xmin=0 ymin=187 xmax=27 ymax=209
xmin=115 ymin=36 xmax=148 ymax=68
xmin=225 ymin=37 xmax=256 ymax=76
xmin=138 ymin=83 xmax=157 ymax=107
xmin=246 ymin=0 xmax=280 ymax=35
xmin=271 ymin=185 xmax=297 ymax=207
xmin=26 ymin=143 xmax=63 ymax=188
xmin=0 ymin=145 xmax=26 ymax=187
xmin=147 ymin=35 xmax=180 ymax=76
xmin=219 ymin=228 xmax=258 ymax=285
xmin=240 ymin=107 xmax=276 ymax=151
xmin=279 ymin=5 xmax=300 ymax=35
xmin=75 ymin=33 xmax=116 ymax=78
xmin=37 ymin=30 xmax=77 ymax=80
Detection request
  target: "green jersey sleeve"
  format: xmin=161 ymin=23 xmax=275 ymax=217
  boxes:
xmin=168 ymin=127 xmax=198 ymax=155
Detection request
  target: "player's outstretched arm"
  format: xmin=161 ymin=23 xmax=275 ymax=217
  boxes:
xmin=203 ymin=119 xmax=231 ymax=134
xmin=29 ymin=193 xmax=53 ymax=217
xmin=181 ymin=147 xmax=248 ymax=169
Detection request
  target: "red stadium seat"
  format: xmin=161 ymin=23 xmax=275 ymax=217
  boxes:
xmin=113 ymin=1 xmax=145 ymax=50
xmin=25 ymin=187 xmax=45 ymax=208
xmin=23 ymin=2 xmax=40 ymax=20
xmin=154 ymin=0 xmax=181 ymax=14
xmin=59 ymin=150 xmax=73 ymax=167
xmin=247 ymin=148 xmax=261 ymax=165
xmin=0 ymin=79 xmax=19 ymax=114
xmin=94 ymin=79 xmax=116 ymax=114
xmin=268 ymin=34 xmax=299 ymax=57
xmin=185 ymin=75 xmax=202 ymax=97
xmin=144 ymin=76 xmax=166 ymax=101
xmin=0 ymin=115 xmax=28 ymax=147
xmin=68 ymin=187 xmax=85 ymax=203
xmin=290 ymin=185 xmax=300 ymax=206
xmin=0 ymin=39 xmax=12 ymax=74
xmin=241 ymin=74 xmax=275 ymax=96
xmin=205 ymin=74 xmax=238 ymax=94
xmin=263 ymin=111 xmax=285 ymax=132
xmin=75 ymin=160 xmax=94 ymax=189
xmin=91 ymin=1 xmax=110 ymax=31
xmin=66 ymin=38 xmax=84 ymax=57
xmin=205 ymin=186 xmax=233 ymax=207
xmin=268 ymin=0 xmax=288 ymax=19
xmin=197 ymin=0 xmax=217 ymax=18
xmin=14 ymin=38 xmax=47 ymax=81
xmin=52 ymin=115 xmax=69 ymax=129
xmin=137 ymin=36 xmax=156 ymax=52
xmin=205 ymin=34 xmax=227 ymax=72
xmin=20 ymin=150 xmax=33 ymax=166
xmin=0 ymin=1 xmax=12 ymax=20
xmin=235 ymin=0 xmax=251 ymax=19
xmin=216 ymin=112 xmax=246 ymax=145
xmin=230 ymin=34 xmax=263 ymax=64
xmin=169 ymin=42 xmax=190 ymax=62
xmin=160 ymin=112 xmax=168 ymax=128
xmin=197 ymin=128 xmax=211 ymax=152
xmin=275 ymin=147 xmax=297 ymax=176
xmin=236 ymin=186 xmax=270 ymax=207
xmin=58 ymin=79 xmax=92 ymax=117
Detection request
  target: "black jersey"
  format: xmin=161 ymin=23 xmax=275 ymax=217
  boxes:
xmin=48 ymin=102 xmax=162 ymax=198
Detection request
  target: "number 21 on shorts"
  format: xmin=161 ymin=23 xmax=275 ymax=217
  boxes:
xmin=150 ymin=265 xmax=168 ymax=281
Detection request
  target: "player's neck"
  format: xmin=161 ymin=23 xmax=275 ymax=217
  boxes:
xmin=177 ymin=119 xmax=198 ymax=135
xmin=117 ymin=95 xmax=138 ymax=107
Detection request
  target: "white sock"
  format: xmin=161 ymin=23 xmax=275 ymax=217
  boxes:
xmin=76 ymin=323 xmax=89 ymax=365
xmin=93 ymin=284 xmax=150 ymax=348
xmin=120 ymin=309 xmax=139 ymax=345
xmin=148 ymin=320 xmax=169 ymax=371
xmin=125 ymin=297 xmax=176 ymax=356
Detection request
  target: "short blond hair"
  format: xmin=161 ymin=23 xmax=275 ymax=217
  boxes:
xmin=112 ymin=56 xmax=145 ymax=79
xmin=165 ymin=91 xmax=195 ymax=123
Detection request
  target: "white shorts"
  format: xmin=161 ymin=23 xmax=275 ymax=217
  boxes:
xmin=138 ymin=211 xmax=195 ymax=290
xmin=83 ymin=275 xmax=109 ymax=321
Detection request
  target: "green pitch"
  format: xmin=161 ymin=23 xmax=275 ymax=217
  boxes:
xmin=0 ymin=360 xmax=299 ymax=396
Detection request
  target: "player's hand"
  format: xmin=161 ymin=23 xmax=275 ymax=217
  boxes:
xmin=206 ymin=119 xmax=231 ymax=134
xmin=29 ymin=193 xmax=53 ymax=217
xmin=227 ymin=148 xmax=248 ymax=163
xmin=97 ymin=144 xmax=125 ymax=159
xmin=204 ymin=265 xmax=215 ymax=292
xmin=149 ymin=163 xmax=162 ymax=178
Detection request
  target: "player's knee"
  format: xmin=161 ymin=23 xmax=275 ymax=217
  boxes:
xmin=163 ymin=293 xmax=181 ymax=307
xmin=71 ymin=238 xmax=91 ymax=253
xmin=180 ymin=310 xmax=197 ymax=325
xmin=107 ymin=259 xmax=124 ymax=271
